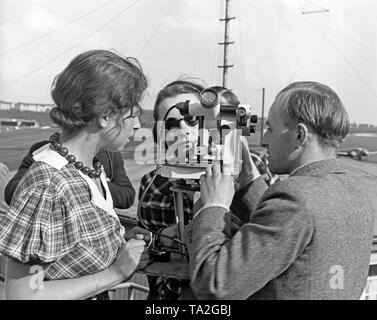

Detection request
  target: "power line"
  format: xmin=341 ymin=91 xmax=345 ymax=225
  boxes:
xmin=341 ymin=26 xmax=376 ymax=56
xmin=296 ymin=0 xmax=377 ymax=100
xmin=330 ymin=14 xmax=377 ymax=53
xmin=302 ymin=9 xmax=329 ymax=15
xmin=0 ymin=0 xmax=142 ymax=89
xmin=137 ymin=0 xmax=179 ymax=57
xmin=0 ymin=0 xmax=62 ymax=25
xmin=297 ymin=0 xmax=328 ymax=15
xmin=308 ymin=14 xmax=377 ymax=101
xmin=0 ymin=0 xmax=117 ymax=57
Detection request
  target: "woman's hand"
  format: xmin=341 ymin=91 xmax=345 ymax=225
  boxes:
xmin=125 ymin=226 xmax=152 ymax=245
xmin=110 ymin=239 xmax=149 ymax=281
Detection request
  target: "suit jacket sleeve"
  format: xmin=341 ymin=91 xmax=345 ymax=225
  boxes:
xmin=106 ymin=152 xmax=135 ymax=209
xmin=230 ymin=176 xmax=269 ymax=223
xmin=4 ymin=140 xmax=48 ymax=205
xmin=185 ymin=179 xmax=314 ymax=300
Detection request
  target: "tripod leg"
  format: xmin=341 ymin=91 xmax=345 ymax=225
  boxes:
xmin=172 ymin=190 xmax=185 ymax=259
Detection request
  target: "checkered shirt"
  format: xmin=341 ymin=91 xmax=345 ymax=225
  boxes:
xmin=138 ymin=171 xmax=193 ymax=232
xmin=0 ymin=161 xmax=125 ymax=280
xmin=138 ymin=152 xmax=279 ymax=232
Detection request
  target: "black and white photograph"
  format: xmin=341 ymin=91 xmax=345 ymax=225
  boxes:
xmin=0 ymin=0 xmax=376 ymax=304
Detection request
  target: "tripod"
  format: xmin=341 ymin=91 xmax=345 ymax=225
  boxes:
xmin=138 ymin=180 xmax=199 ymax=299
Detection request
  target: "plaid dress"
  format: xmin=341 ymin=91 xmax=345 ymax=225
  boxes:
xmin=0 ymin=147 xmax=125 ymax=280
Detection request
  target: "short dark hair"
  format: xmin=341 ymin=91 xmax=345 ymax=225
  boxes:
xmin=153 ymin=79 xmax=205 ymax=121
xmin=50 ymin=49 xmax=148 ymax=131
xmin=278 ymin=81 xmax=349 ymax=147
xmin=206 ymin=86 xmax=240 ymax=105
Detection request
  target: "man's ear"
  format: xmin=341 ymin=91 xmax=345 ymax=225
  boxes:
xmin=296 ymin=123 xmax=308 ymax=146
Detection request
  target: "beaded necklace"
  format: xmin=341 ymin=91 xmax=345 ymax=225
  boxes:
xmin=49 ymin=132 xmax=102 ymax=179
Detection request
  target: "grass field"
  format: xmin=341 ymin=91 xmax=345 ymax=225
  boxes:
xmin=1 ymin=127 xmax=377 ymax=170
xmin=0 ymin=127 xmax=148 ymax=170
xmin=1 ymin=126 xmax=376 ymax=209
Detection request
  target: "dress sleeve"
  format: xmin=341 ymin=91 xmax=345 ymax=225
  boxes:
xmin=0 ymin=163 xmax=125 ymax=280
xmin=0 ymin=181 xmax=69 ymax=265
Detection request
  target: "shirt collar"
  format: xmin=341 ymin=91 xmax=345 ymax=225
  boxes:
xmin=289 ymin=163 xmax=310 ymax=176
xmin=289 ymin=159 xmax=344 ymax=177
xmin=32 ymin=143 xmax=122 ymax=226
xmin=32 ymin=144 xmax=68 ymax=170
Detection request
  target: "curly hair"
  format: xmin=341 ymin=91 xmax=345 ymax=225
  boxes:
xmin=50 ymin=49 xmax=148 ymax=131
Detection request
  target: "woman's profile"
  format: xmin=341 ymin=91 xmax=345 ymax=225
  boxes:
xmin=0 ymin=49 xmax=150 ymax=300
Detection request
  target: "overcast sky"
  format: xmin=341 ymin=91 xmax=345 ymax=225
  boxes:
xmin=1 ymin=0 xmax=376 ymax=124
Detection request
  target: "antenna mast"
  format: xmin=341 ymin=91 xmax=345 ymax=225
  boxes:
xmin=218 ymin=0 xmax=235 ymax=88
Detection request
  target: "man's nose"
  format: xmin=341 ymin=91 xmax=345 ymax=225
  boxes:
xmin=261 ymin=132 xmax=268 ymax=148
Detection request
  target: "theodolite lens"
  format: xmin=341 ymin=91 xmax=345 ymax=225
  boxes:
xmin=200 ymin=88 xmax=218 ymax=108
xmin=237 ymin=108 xmax=246 ymax=117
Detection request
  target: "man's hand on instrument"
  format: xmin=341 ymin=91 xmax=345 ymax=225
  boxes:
xmin=124 ymin=226 xmax=152 ymax=272
xmin=235 ymin=138 xmax=261 ymax=191
xmin=200 ymin=163 xmax=234 ymax=208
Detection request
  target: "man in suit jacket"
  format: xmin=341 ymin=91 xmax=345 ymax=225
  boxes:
xmin=185 ymin=81 xmax=375 ymax=299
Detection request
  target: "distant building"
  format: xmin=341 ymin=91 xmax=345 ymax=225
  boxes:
xmin=0 ymin=100 xmax=54 ymax=112
xmin=16 ymin=102 xmax=54 ymax=113
xmin=0 ymin=100 xmax=15 ymax=111
xmin=0 ymin=118 xmax=39 ymax=128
